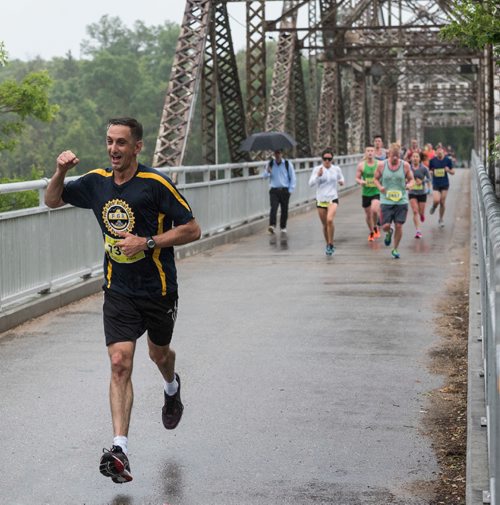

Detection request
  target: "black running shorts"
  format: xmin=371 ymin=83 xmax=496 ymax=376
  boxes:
xmin=409 ymin=194 xmax=427 ymax=203
xmin=361 ymin=194 xmax=380 ymax=208
xmin=103 ymin=288 xmax=178 ymax=347
xmin=432 ymin=185 xmax=449 ymax=192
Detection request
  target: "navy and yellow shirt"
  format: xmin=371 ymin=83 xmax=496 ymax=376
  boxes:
xmin=429 ymin=156 xmax=453 ymax=189
xmin=62 ymin=163 xmax=194 ymax=298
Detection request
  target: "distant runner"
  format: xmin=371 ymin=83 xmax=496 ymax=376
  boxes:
xmin=308 ymin=147 xmax=345 ymax=256
xmin=429 ymin=145 xmax=455 ymax=227
xmin=408 ymin=151 xmax=431 ymax=239
xmin=373 ymin=135 xmax=388 ymax=161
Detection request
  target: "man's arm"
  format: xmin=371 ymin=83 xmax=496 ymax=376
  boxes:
xmin=447 ymin=158 xmax=455 ymax=175
xmin=45 ymin=150 xmax=80 ymax=208
xmin=116 ymin=219 xmax=201 ymax=257
xmin=288 ymin=161 xmax=297 ymax=193
xmin=355 ymin=162 xmax=365 ymax=185
xmin=373 ymin=161 xmax=385 ymax=192
xmin=262 ymin=160 xmax=272 ymax=179
xmin=338 ymin=167 xmax=345 ymax=186
xmin=404 ymin=162 xmax=415 ymax=190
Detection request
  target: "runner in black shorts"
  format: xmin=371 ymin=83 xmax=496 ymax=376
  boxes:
xmin=361 ymin=194 xmax=380 ymax=208
xmin=408 ymin=151 xmax=431 ymax=239
xmin=429 ymin=145 xmax=455 ymax=227
xmin=356 ymin=145 xmax=382 ymax=242
xmin=45 ymin=117 xmax=201 ymax=484
xmin=103 ymin=289 xmax=178 ymax=346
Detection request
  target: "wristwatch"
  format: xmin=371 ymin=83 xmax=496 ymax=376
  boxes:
xmin=146 ymin=236 xmax=156 ymax=250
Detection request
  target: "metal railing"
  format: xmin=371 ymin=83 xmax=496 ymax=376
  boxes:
xmin=0 ymin=155 xmax=362 ymax=312
xmin=471 ymin=150 xmax=500 ymax=504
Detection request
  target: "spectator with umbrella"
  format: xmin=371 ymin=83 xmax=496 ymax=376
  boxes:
xmin=240 ymin=132 xmax=297 ymax=237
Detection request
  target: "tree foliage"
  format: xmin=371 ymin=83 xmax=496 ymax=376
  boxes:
xmin=0 ymin=17 xmax=186 ymax=178
xmin=0 ymin=71 xmax=59 ymax=151
xmin=441 ymin=1 xmax=499 ymax=164
xmin=440 ymin=1 xmax=500 ymax=54
xmin=0 ymin=15 xmax=259 ymax=182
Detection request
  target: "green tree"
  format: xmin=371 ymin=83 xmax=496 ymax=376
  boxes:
xmin=441 ymin=1 xmax=500 ymax=162
xmin=440 ymin=1 xmax=500 ymax=54
xmin=0 ymin=69 xmax=59 ymax=151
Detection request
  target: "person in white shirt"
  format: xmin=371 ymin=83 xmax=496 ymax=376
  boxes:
xmin=308 ymin=148 xmax=345 ymax=256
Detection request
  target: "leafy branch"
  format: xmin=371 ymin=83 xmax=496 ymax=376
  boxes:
xmin=440 ymin=1 xmax=500 ymax=55
xmin=0 ymin=70 xmax=59 ymax=152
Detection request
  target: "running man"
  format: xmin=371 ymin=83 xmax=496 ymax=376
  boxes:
xmin=429 ymin=144 xmax=455 ymax=227
xmin=408 ymin=151 xmax=431 ymax=238
xmin=373 ymin=135 xmax=388 ymax=161
xmin=308 ymin=147 xmax=345 ymax=256
xmin=404 ymin=139 xmax=420 ymax=163
xmin=355 ymin=145 xmax=382 ymax=242
xmin=374 ymin=143 xmax=414 ymax=259
xmin=45 ymin=117 xmax=201 ymax=483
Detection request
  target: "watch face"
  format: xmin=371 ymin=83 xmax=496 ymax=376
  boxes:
xmin=147 ymin=239 xmax=155 ymax=249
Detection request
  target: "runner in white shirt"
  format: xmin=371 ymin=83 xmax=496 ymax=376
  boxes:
xmin=308 ymin=147 xmax=345 ymax=256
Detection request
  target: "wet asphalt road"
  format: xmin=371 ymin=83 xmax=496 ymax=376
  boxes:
xmin=0 ymin=170 xmax=470 ymax=505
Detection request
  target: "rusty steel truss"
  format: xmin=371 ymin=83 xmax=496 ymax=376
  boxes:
xmin=154 ymin=0 xmax=494 ymax=168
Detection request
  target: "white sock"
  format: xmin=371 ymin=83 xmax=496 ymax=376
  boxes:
xmin=164 ymin=376 xmax=179 ymax=396
xmin=113 ymin=435 xmax=128 ymax=454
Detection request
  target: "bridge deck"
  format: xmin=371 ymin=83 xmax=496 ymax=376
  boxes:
xmin=0 ymin=170 xmax=470 ymax=505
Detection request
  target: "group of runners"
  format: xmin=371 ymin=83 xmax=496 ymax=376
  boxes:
xmin=307 ymin=136 xmax=455 ymax=259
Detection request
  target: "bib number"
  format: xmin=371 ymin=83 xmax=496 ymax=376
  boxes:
xmin=364 ymin=177 xmax=376 ymax=188
xmin=104 ymin=234 xmax=146 ymax=264
xmin=386 ymin=190 xmax=403 ymax=202
xmin=413 ymin=183 xmax=423 ymax=191
xmin=433 ymin=168 xmax=445 ymax=177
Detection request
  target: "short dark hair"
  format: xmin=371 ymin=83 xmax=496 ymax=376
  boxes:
xmin=373 ymin=135 xmax=382 ymax=140
xmin=107 ymin=117 xmax=143 ymax=141
xmin=321 ymin=147 xmax=334 ymax=158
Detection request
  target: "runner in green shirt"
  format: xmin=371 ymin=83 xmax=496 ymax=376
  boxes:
xmin=355 ymin=145 xmax=383 ymax=242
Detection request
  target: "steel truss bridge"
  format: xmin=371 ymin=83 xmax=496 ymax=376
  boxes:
xmin=152 ymin=0 xmax=499 ymax=179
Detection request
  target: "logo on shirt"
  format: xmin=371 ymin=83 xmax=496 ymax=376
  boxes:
xmin=102 ymin=199 xmax=135 ymax=236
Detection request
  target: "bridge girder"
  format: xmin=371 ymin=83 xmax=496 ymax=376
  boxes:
xmin=154 ymin=0 xmax=491 ymax=167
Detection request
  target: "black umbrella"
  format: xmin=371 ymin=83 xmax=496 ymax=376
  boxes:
xmin=239 ymin=131 xmax=297 ymax=152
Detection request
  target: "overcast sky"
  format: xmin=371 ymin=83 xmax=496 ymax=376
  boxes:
xmin=1 ymin=1 xmax=289 ymax=61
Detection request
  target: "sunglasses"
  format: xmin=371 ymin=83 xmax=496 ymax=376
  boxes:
xmin=323 ymin=157 xmax=333 ymax=161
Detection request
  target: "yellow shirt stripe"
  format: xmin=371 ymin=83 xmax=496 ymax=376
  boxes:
xmin=152 ymin=213 xmax=167 ymax=295
xmin=137 ymin=172 xmax=191 ymax=211
xmin=87 ymin=168 xmax=112 ymax=177
xmin=106 ymin=260 xmax=112 ymax=288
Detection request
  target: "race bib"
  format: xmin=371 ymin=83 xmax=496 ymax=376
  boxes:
xmin=364 ymin=177 xmax=376 ymax=188
xmin=104 ymin=234 xmax=146 ymax=264
xmin=413 ymin=183 xmax=423 ymax=191
xmin=386 ymin=190 xmax=403 ymax=202
xmin=433 ymin=168 xmax=445 ymax=177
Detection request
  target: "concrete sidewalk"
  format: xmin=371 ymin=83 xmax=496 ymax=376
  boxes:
xmin=0 ymin=170 xmax=471 ymax=505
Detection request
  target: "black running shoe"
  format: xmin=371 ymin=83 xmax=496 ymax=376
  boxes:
xmin=162 ymin=373 xmax=184 ymax=430
xmin=99 ymin=445 xmax=133 ymax=483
